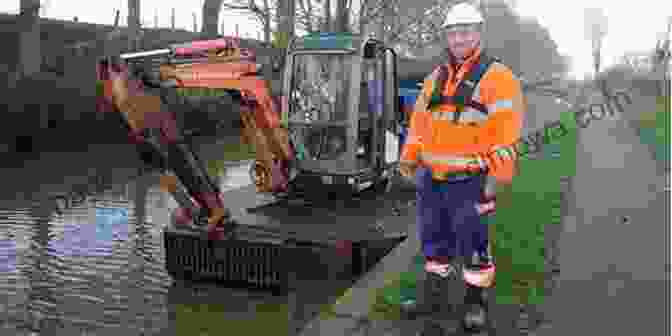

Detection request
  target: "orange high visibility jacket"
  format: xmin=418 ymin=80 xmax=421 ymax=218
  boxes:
xmin=400 ymin=48 xmax=524 ymax=184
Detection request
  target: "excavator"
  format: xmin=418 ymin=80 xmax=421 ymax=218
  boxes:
xmin=96 ymin=33 xmax=416 ymax=291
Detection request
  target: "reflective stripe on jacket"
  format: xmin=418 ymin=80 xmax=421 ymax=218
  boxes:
xmin=400 ymin=48 xmax=524 ymax=184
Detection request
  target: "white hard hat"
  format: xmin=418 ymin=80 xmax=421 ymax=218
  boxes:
xmin=442 ymin=2 xmax=484 ymax=28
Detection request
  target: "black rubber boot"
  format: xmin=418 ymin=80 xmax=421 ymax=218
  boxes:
xmin=400 ymin=266 xmax=437 ymax=319
xmin=461 ymin=285 xmax=488 ymax=333
xmin=415 ymin=258 xmax=467 ymax=336
xmin=487 ymin=302 xmax=521 ymax=336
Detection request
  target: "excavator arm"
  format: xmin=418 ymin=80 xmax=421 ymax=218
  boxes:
xmin=96 ymin=37 xmax=294 ymax=237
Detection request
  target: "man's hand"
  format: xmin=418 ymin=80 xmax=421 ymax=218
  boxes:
xmin=399 ymin=162 xmax=418 ymax=179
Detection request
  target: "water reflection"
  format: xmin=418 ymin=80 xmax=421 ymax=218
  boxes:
xmin=0 ymin=161 xmax=303 ymax=334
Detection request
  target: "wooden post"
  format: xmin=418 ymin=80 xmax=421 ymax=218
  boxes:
xmin=193 ymin=12 xmax=198 ymax=32
xmin=114 ymin=9 xmax=120 ymax=27
xmin=154 ymin=9 xmax=158 ymax=28
xmin=236 ymin=24 xmax=239 ymax=37
xmin=171 ymin=8 xmax=175 ymax=30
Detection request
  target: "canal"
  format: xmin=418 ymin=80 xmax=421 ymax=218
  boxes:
xmin=0 ymin=142 xmax=365 ymax=335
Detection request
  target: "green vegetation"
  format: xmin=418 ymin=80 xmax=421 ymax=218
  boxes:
xmin=174 ymin=302 xmax=289 ymax=336
xmin=272 ymin=31 xmax=291 ymax=49
xmin=634 ymin=96 xmax=669 ymax=165
xmin=205 ymin=140 xmax=256 ymax=177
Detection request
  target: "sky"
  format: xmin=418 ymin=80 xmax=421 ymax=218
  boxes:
xmin=1 ymin=0 xmax=670 ymax=79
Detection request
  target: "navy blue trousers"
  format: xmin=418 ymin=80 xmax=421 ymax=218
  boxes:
xmin=416 ymin=167 xmax=488 ymax=259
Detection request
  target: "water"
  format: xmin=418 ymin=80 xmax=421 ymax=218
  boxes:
xmin=0 ymin=157 xmax=354 ymax=335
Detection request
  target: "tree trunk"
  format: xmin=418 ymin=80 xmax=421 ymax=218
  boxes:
xmin=278 ymin=0 xmax=295 ymax=41
xmin=202 ymin=0 xmax=224 ymax=37
xmin=335 ymin=0 xmax=348 ymax=32
xmin=322 ymin=0 xmax=332 ymax=32
xmin=127 ymin=0 xmax=141 ymax=50
xmin=263 ymin=0 xmax=271 ymax=43
xmin=18 ymin=0 xmax=41 ymax=78
xmin=382 ymin=1 xmax=395 ymax=44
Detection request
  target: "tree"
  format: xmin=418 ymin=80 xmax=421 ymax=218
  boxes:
xmin=583 ymin=7 xmax=609 ymax=97
xmin=17 ymin=0 xmax=42 ymax=79
xmin=202 ymin=0 xmax=225 ymax=37
xmin=277 ymin=0 xmax=295 ymax=41
xmin=215 ymin=0 xmax=276 ymax=42
xmin=127 ymin=0 xmax=141 ymax=49
xmin=335 ymin=0 xmax=349 ymax=32
xmin=322 ymin=0 xmax=332 ymax=31
xmin=584 ymin=7 xmax=608 ymax=76
xmin=359 ymin=0 xmax=568 ymax=78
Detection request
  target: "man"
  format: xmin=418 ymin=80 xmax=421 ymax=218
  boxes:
xmin=398 ymin=2 xmax=524 ymax=335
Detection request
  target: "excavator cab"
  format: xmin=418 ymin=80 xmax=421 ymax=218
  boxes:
xmin=280 ymin=33 xmax=401 ymax=196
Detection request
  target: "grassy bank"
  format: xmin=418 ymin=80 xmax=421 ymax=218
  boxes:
xmin=633 ymin=96 xmax=669 ymax=166
xmin=366 ymin=111 xmax=578 ymax=317
xmin=175 ymin=302 xmax=289 ymax=336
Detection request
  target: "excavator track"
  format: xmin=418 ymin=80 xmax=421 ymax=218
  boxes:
xmin=163 ymin=179 xmax=415 ymax=293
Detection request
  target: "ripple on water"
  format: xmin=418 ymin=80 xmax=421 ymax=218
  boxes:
xmin=0 ymin=184 xmax=176 ymax=334
xmin=0 ymin=161 xmax=327 ymax=335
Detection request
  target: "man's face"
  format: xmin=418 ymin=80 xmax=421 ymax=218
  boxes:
xmin=445 ymin=24 xmax=482 ymax=60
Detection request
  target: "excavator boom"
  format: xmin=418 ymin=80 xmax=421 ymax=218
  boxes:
xmin=96 ymin=37 xmax=294 ymax=236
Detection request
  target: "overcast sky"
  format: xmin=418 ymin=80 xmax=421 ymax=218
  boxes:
xmin=1 ymin=0 xmax=670 ymax=79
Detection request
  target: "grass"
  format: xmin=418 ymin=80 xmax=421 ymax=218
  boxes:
xmin=634 ymin=96 xmax=669 ymax=165
xmin=364 ymin=111 xmax=579 ymax=316
xmin=174 ymin=302 xmax=289 ymax=336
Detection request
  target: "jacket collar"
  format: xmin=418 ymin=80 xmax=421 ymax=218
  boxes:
xmin=439 ymin=46 xmax=483 ymax=85
xmin=447 ymin=46 xmax=483 ymax=73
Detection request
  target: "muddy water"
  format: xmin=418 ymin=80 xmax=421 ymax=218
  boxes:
xmin=0 ymin=157 xmax=354 ymax=335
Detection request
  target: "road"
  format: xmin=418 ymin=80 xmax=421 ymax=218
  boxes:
xmin=540 ymin=104 xmax=669 ymax=335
